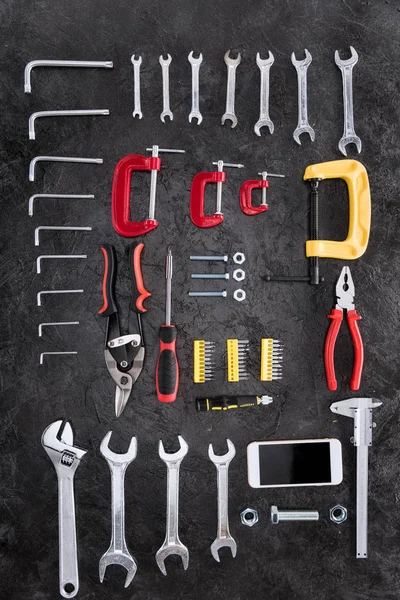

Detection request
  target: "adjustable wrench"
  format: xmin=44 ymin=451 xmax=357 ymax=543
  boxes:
xmin=156 ymin=436 xmax=189 ymax=575
xmin=159 ymin=54 xmax=173 ymax=122
xmin=221 ymin=50 xmax=241 ymax=128
xmin=254 ymin=51 xmax=274 ymax=136
xmin=42 ymin=420 xmax=87 ymax=599
xmin=99 ymin=431 xmax=138 ymax=586
xmin=131 ymin=54 xmax=143 ymax=119
xmin=208 ymin=439 xmax=237 ymax=561
xmin=291 ymin=49 xmax=315 ymax=144
xmin=188 ymin=51 xmax=203 ymax=124
xmin=335 ymin=46 xmax=361 ymax=156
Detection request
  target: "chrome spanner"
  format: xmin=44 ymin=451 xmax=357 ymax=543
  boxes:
xmin=335 ymin=46 xmax=361 ymax=156
xmin=130 ymin=54 xmax=143 ymax=119
xmin=208 ymin=439 xmax=237 ymax=561
xmin=254 ymin=51 xmax=274 ymax=136
xmin=42 ymin=420 xmax=87 ymax=599
xmin=188 ymin=51 xmax=203 ymax=124
xmin=99 ymin=431 xmax=137 ymax=586
xmin=159 ymin=54 xmax=173 ymax=122
xmin=221 ymin=50 xmax=241 ymax=128
xmin=291 ymin=49 xmax=315 ymax=144
xmin=156 ymin=436 xmax=189 ymax=575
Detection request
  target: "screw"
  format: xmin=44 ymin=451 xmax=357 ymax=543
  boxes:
xmin=270 ymin=505 xmax=319 ymax=524
xmin=120 ymin=376 xmax=129 ymax=385
xmin=190 ymin=255 xmax=228 ymax=262
xmin=120 ymin=361 xmax=128 ymax=368
xmin=188 ymin=291 xmax=227 ymax=297
xmin=191 ymin=273 xmax=229 ymax=279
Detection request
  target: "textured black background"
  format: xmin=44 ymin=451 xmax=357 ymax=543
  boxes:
xmin=2 ymin=0 xmax=400 ymax=598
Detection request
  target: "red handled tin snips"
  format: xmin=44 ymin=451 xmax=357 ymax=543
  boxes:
xmin=240 ymin=170 xmax=284 ymax=216
xmin=324 ymin=266 xmax=364 ymax=391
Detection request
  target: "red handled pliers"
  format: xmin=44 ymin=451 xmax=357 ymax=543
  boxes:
xmin=324 ymin=266 xmax=364 ymax=391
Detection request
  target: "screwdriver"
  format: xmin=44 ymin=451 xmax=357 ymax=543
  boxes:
xmin=156 ymin=247 xmax=179 ymax=402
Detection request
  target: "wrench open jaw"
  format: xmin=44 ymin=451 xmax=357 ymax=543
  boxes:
xmin=335 ymin=46 xmax=362 ymax=156
xmin=99 ymin=431 xmax=138 ymax=587
xmin=208 ymin=439 xmax=237 ymax=562
xmin=221 ymin=50 xmax=241 ymax=128
xmin=291 ymin=49 xmax=315 ymax=145
xmin=188 ymin=51 xmax=203 ymax=125
xmin=254 ymin=51 xmax=274 ymax=136
xmin=156 ymin=436 xmax=189 ymax=575
xmin=159 ymin=54 xmax=173 ymax=122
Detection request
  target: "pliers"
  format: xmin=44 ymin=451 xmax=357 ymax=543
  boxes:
xmin=324 ymin=266 xmax=364 ymax=391
xmin=99 ymin=243 xmax=151 ymax=416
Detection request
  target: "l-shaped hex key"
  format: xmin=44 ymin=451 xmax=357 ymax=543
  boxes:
xmin=29 ymin=156 xmax=103 ymax=181
xmin=24 ymin=59 xmax=113 ymax=93
xmin=29 ymin=109 xmax=109 ymax=140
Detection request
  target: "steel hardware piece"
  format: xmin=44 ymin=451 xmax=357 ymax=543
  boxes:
xmin=254 ymin=51 xmax=274 ymax=136
xmin=291 ymin=49 xmax=315 ymax=144
xmin=24 ymin=59 xmax=113 ymax=93
xmin=34 ymin=226 xmax=92 ymax=246
xmin=159 ymin=54 xmax=173 ymax=122
xmin=29 ymin=109 xmax=109 ymax=140
xmin=190 ymin=255 xmax=228 ymax=262
xmin=233 ymin=252 xmax=245 ymax=264
xmin=131 ymin=54 xmax=143 ymax=119
xmin=37 ymin=289 xmax=83 ymax=307
xmin=240 ymin=508 xmax=259 ymax=527
xmin=330 ymin=505 xmax=348 ymax=524
xmin=335 ymin=46 xmax=361 ymax=156
xmin=188 ymin=291 xmax=227 ymax=298
xmin=271 ymin=506 xmax=319 ymax=523
xmin=40 ymin=351 xmax=77 ymax=365
xmin=29 ymin=194 xmax=94 ymax=216
xmin=36 ymin=254 xmax=87 ymax=274
xmin=29 ymin=156 xmax=103 ymax=182
xmin=188 ymin=51 xmax=203 ymax=124
xmin=233 ymin=289 xmax=246 ymax=302
xmin=233 ymin=269 xmax=245 ymax=282
xmin=222 ymin=50 xmax=241 ymax=128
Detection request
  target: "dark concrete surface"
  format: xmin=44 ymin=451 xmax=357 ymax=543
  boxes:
xmin=1 ymin=0 xmax=400 ymax=598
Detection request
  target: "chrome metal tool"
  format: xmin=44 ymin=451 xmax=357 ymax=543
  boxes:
xmin=131 ymin=54 xmax=143 ymax=119
xmin=254 ymin=51 xmax=274 ymax=136
xmin=335 ymin=46 xmax=361 ymax=156
xmin=291 ymin=49 xmax=315 ymax=144
xmin=188 ymin=51 xmax=203 ymax=124
xmin=159 ymin=54 xmax=173 ymax=122
xmin=222 ymin=50 xmax=241 ymax=128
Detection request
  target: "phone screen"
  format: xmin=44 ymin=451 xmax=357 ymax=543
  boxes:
xmin=258 ymin=442 xmax=332 ymax=485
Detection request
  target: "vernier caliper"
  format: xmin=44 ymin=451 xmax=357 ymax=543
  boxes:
xmin=330 ymin=397 xmax=382 ymax=559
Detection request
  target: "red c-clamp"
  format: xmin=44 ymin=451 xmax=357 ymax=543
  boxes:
xmin=112 ymin=145 xmax=185 ymax=237
xmin=190 ymin=160 xmax=244 ymax=228
xmin=240 ymin=171 xmax=285 ymax=216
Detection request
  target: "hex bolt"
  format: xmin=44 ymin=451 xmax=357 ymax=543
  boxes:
xmin=191 ymin=273 xmax=229 ymax=280
xmin=270 ymin=505 xmax=319 ymax=524
xmin=188 ymin=291 xmax=227 ymax=297
xmin=190 ymin=255 xmax=228 ymax=262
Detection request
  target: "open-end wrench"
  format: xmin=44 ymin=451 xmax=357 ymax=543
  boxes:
xmin=188 ymin=51 xmax=203 ymax=124
xmin=99 ymin=431 xmax=137 ymax=587
xmin=42 ymin=420 xmax=87 ymax=599
xmin=291 ymin=49 xmax=315 ymax=144
xmin=221 ymin=50 xmax=241 ymax=128
xmin=335 ymin=46 xmax=361 ymax=156
xmin=254 ymin=51 xmax=274 ymax=136
xmin=208 ymin=439 xmax=237 ymax=561
xmin=130 ymin=54 xmax=143 ymax=119
xmin=159 ymin=54 xmax=173 ymax=122
xmin=156 ymin=436 xmax=189 ymax=575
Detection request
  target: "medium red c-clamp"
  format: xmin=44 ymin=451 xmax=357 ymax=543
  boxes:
xmin=240 ymin=171 xmax=285 ymax=216
xmin=190 ymin=160 xmax=244 ymax=228
xmin=112 ymin=145 xmax=185 ymax=237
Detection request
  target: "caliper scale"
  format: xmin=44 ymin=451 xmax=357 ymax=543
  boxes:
xmin=330 ymin=397 xmax=382 ymax=559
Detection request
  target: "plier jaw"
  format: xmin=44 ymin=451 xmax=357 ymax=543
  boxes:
xmin=324 ymin=266 xmax=364 ymax=391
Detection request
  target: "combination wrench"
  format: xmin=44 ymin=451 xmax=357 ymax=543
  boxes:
xmin=335 ymin=46 xmax=361 ymax=156
xmin=42 ymin=420 xmax=87 ymax=599
xmin=99 ymin=431 xmax=138 ymax=587
xmin=291 ymin=49 xmax=315 ymax=144
xmin=208 ymin=439 xmax=237 ymax=561
xmin=156 ymin=436 xmax=189 ymax=575
xmin=188 ymin=51 xmax=203 ymax=124
xmin=130 ymin=54 xmax=143 ymax=119
xmin=159 ymin=54 xmax=173 ymax=122
xmin=221 ymin=50 xmax=241 ymax=128
xmin=254 ymin=51 xmax=274 ymax=136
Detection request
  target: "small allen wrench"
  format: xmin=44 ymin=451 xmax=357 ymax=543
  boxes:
xmin=29 ymin=109 xmax=109 ymax=140
xmin=34 ymin=226 xmax=92 ymax=247
xmin=38 ymin=322 xmax=80 ymax=337
xmin=24 ymin=59 xmax=113 ymax=93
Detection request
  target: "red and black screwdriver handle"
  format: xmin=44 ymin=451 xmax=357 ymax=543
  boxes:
xmin=156 ymin=325 xmax=179 ymax=403
xmin=324 ymin=308 xmax=364 ymax=391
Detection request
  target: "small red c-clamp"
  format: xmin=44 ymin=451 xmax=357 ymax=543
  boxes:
xmin=112 ymin=145 xmax=185 ymax=237
xmin=190 ymin=160 xmax=244 ymax=228
xmin=240 ymin=171 xmax=285 ymax=216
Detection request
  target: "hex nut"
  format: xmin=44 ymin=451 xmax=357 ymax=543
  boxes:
xmin=240 ymin=508 xmax=259 ymax=527
xmin=233 ymin=289 xmax=246 ymax=302
xmin=233 ymin=252 xmax=245 ymax=265
xmin=330 ymin=504 xmax=347 ymax=524
xmin=233 ymin=268 xmax=245 ymax=282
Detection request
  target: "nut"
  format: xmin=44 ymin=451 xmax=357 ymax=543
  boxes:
xmin=330 ymin=504 xmax=347 ymax=524
xmin=233 ymin=289 xmax=246 ymax=302
xmin=233 ymin=268 xmax=245 ymax=282
xmin=240 ymin=508 xmax=258 ymax=527
xmin=233 ymin=252 xmax=245 ymax=265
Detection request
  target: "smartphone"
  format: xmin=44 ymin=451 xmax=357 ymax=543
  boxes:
xmin=247 ymin=438 xmax=343 ymax=488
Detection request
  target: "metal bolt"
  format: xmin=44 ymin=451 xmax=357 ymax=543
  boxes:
xmin=188 ymin=291 xmax=227 ymax=297
xmin=191 ymin=273 xmax=229 ymax=280
xmin=120 ymin=376 xmax=129 ymax=385
xmin=190 ymin=255 xmax=228 ymax=262
xmin=270 ymin=505 xmax=319 ymax=524
xmin=120 ymin=361 xmax=128 ymax=368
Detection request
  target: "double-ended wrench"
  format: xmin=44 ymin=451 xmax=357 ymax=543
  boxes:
xmin=254 ymin=51 xmax=274 ymax=136
xmin=222 ymin=50 xmax=241 ymax=128
xmin=208 ymin=439 xmax=237 ymax=561
xmin=335 ymin=46 xmax=361 ymax=156
xmin=159 ymin=54 xmax=173 ymax=122
xmin=156 ymin=436 xmax=189 ymax=575
xmin=188 ymin=51 xmax=203 ymax=124
xmin=99 ymin=431 xmax=138 ymax=586
xmin=131 ymin=54 xmax=143 ymax=119
xmin=291 ymin=49 xmax=315 ymax=144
